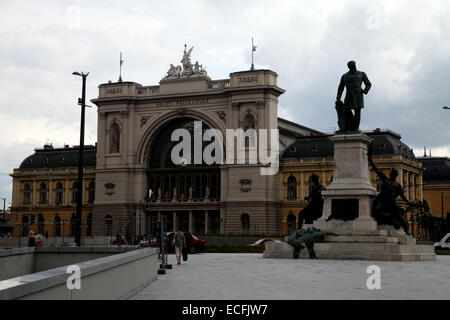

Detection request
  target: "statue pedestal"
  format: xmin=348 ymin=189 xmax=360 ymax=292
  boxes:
xmin=264 ymin=133 xmax=436 ymax=261
xmin=314 ymin=133 xmax=378 ymax=233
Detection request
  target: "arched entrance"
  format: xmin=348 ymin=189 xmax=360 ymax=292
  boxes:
xmin=145 ymin=117 xmax=221 ymax=235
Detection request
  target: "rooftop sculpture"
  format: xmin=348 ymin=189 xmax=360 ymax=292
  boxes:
xmin=164 ymin=45 xmax=208 ymax=80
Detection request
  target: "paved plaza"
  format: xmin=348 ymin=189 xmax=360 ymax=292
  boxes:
xmin=131 ymin=253 xmax=450 ymax=300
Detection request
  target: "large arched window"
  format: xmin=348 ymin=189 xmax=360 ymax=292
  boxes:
xmin=105 ymin=215 xmax=113 ymax=236
xmin=24 ymin=183 xmax=31 ymax=204
xmin=88 ymin=182 xmax=95 ymax=203
xmin=243 ymin=113 xmax=256 ymax=130
xmin=38 ymin=214 xmax=45 ymax=235
xmin=72 ymin=182 xmax=79 ymax=203
xmin=110 ymin=122 xmax=120 ymax=153
xmin=243 ymin=113 xmax=256 ymax=147
xmin=287 ymin=213 xmax=297 ymax=235
xmin=287 ymin=176 xmax=297 ymax=200
xmin=241 ymin=213 xmax=250 ymax=234
xmin=55 ymin=183 xmax=64 ymax=205
xmin=54 ymin=214 xmax=61 ymax=237
xmin=39 ymin=183 xmax=48 ymax=204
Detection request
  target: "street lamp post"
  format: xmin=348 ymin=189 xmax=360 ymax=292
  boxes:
xmin=0 ymin=198 xmax=6 ymax=224
xmin=73 ymin=71 xmax=89 ymax=247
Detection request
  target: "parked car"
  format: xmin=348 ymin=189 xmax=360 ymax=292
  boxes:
xmin=164 ymin=232 xmax=206 ymax=253
xmin=434 ymin=233 xmax=450 ymax=250
xmin=246 ymin=238 xmax=283 ymax=248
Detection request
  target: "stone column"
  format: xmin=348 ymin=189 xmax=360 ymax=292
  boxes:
xmin=48 ymin=180 xmax=53 ymax=205
xmin=32 ymin=180 xmax=36 ymax=206
xmin=173 ymin=211 xmax=177 ymax=232
xmin=204 ymin=210 xmax=209 ymax=234
xmin=64 ymin=180 xmax=69 ymax=205
xmin=300 ymin=172 xmax=305 ymax=201
xmin=418 ymin=174 xmax=423 ymax=201
xmin=189 ymin=210 xmax=193 ymax=232
xmin=220 ymin=208 xmax=225 ymax=234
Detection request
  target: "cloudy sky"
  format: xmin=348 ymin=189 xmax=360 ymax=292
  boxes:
xmin=1 ymin=0 xmax=449 ymax=205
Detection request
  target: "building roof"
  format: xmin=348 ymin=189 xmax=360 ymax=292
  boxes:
xmin=282 ymin=129 xmax=416 ymax=160
xmin=278 ymin=117 xmax=325 ymax=137
xmin=18 ymin=145 xmax=97 ymax=170
xmin=418 ymin=157 xmax=450 ymax=182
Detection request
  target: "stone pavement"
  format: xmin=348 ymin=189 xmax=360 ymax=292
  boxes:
xmin=130 ymin=253 xmax=450 ymax=300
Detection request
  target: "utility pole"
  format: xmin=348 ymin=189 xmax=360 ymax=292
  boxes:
xmin=0 ymin=198 xmax=6 ymax=224
xmin=72 ymin=71 xmax=89 ymax=247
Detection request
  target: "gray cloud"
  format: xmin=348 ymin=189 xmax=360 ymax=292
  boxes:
xmin=1 ymin=0 xmax=449 ymax=204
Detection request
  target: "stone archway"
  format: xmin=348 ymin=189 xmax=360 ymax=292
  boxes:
xmin=136 ymin=109 xmax=225 ymax=166
xmin=143 ymin=116 xmax=222 ymax=234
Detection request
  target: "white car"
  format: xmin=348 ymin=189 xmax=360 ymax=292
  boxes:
xmin=434 ymin=233 xmax=450 ymax=250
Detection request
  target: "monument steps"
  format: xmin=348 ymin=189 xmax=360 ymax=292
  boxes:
xmin=324 ymin=235 xmax=399 ymax=243
xmin=263 ymin=241 xmax=436 ymax=261
xmin=316 ymin=243 xmax=434 ymax=254
xmin=302 ymin=251 xmax=437 ymax=262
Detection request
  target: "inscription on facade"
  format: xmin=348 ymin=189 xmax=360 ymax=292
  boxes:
xmin=156 ymin=98 xmax=209 ymax=108
xmin=239 ymin=76 xmax=258 ymax=83
xmin=106 ymin=88 xmax=123 ymax=95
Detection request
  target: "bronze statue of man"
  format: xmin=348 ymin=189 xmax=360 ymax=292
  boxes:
xmin=336 ymin=61 xmax=372 ymax=132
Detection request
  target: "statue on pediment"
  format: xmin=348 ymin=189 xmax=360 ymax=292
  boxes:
xmin=166 ymin=64 xmax=182 ymax=79
xmin=162 ymin=44 xmax=208 ymax=80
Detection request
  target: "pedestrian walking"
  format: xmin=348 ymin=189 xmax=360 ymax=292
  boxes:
xmin=174 ymin=226 xmax=186 ymax=265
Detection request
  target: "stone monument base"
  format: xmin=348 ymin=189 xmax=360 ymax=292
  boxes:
xmin=263 ymin=222 xmax=436 ymax=261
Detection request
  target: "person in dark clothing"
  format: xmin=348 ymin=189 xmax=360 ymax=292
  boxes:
xmin=28 ymin=231 xmax=36 ymax=247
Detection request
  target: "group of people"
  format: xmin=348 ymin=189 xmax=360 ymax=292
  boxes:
xmin=28 ymin=231 xmax=47 ymax=247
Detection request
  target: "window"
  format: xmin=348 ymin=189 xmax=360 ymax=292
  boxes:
xmin=72 ymin=182 xmax=79 ymax=203
xmin=54 ymin=214 xmax=61 ymax=237
xmin=39 ymin=183 xmax=48 ymax=204
xmin=70 ymin=214 xmax=77 ymax=236
xmin=21 ymin=215 xmax=29 ymax=237
xmin=24 ymin=183 xmax=31 ymax=204
xmin=243 ymin=114 xmax=256 ymax=148
xmin=88 ymin=182 xmax=95 ymax=203
xmin=287 ymin=214 xmax=297 ymax=235
xmin=110 ymin=123 xmax=120 ymax=153
xmin=38 ymin=214 xmax=45 ymax=235
xmin=241 ymin=214 xmax=250 ymax=234
xmin=243 ymin=113 xmax=255 ymax=130
xmin=105 ymin=215 xmax=113 ymax=236
xmin=287 ymin=176 xmax=297 ymax=200
xmin=86 ymin=213 xmax=93 ymax=236
xmin=55 ymin=183 xmax=64 ymax=204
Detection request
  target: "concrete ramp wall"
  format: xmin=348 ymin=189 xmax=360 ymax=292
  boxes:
xmin=0 ymin=248 xmax=158 ymax=300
